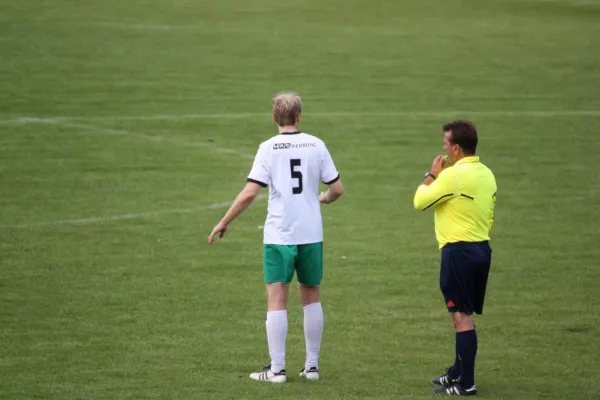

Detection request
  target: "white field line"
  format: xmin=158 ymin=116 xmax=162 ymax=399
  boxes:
xmin=0 ymin=195 xmax=266 ymax=228
xmin=531 ymin=0 xmax=600 ymax=5
xmin=1 ymin=109 xmax=597 ymax=227
xmin=1 ymin=110 xmax=600 ymax=126
xmin=10 ymin=118 xmax=255 ymax=159
xmin=0 ymin=120 xmax=258 ymax=228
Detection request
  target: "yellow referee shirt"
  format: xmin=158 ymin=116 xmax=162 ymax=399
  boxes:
xmin=413 ymin=156 xmax=497 ymax=249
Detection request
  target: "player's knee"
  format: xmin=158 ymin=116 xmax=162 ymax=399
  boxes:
xmin=299 ymin=285 xmax=320 ymax=306
xmin=267 ymin=295 xmax=288 ymax=311
xmin=266 ymin=283 xmax=288 ymax=303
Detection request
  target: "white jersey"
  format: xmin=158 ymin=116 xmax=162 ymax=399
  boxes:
xmin=247 ymin=132 xmax=339 ymax=245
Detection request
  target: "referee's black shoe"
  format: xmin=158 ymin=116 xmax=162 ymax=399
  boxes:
xmin=433 ymin=384 xmax=476 ymax=396
xmin=432 ymin=368 xmax=462 ymax=386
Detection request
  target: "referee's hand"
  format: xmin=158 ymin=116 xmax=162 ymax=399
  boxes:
xmin=430 ymin=155 xmax=446 ymax=177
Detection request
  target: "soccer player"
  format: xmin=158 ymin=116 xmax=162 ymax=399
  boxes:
xmin=413 ymin=120 xmax=497 ymax=396
xmin=208 ymin=92 xmax=343 ymax=383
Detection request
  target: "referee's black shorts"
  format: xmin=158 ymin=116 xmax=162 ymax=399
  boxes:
xmin=440 ymin=241 xmax=492 ymax=315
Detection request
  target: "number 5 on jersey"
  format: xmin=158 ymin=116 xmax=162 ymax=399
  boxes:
xmin=290 ymin=159 xmax=303 ymax=194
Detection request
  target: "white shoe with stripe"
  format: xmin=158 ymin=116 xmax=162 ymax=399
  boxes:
xmin=299 ymin=367 xmax=319 ymax=381
xmin=433 ymin=384 xmax=477 ymax=396
xmin=249 ymin=365 xmax=286 ymax=383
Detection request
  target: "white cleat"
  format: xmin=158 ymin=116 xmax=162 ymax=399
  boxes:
xmin=299 ymin=367 xmax=319 ymax=381
xmin=249 ymin=365 xmax=286 ymax=383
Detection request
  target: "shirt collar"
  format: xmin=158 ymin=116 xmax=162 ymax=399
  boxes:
xmin=454 ymin=156 xmax=479 ymax=166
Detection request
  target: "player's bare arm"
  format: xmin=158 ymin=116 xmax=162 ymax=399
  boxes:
xmin=208 ymin=181 xmax=263 ymax=244
xmin=319 ymin=179 xmax=344 ymax=204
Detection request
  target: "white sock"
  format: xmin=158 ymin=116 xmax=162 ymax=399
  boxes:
xmin=303 ymin=302 xmax=323 ymax=370
xmin=266 ymin=310 xmax=287 ymax=373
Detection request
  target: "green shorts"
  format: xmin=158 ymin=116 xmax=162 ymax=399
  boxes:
xmin=263 ymin=242 xmax=323 ymax=286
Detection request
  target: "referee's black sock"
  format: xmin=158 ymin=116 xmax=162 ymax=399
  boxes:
xmin=456 ymin=329 xmax=477 ymax=388
xmin=448 ymin=336 xmax=461 ymax=379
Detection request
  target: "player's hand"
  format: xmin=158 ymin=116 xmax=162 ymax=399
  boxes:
xmin=319 ymin=192 xmax=329 ymax=204
xmin=208 ymin=222 xmax=228 ymax=244
xmin=430 ymin=155 xmax=445 ymax=177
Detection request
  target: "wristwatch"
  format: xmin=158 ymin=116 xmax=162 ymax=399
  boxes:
xmin=424 ymin=172 xmax=437 ymax=180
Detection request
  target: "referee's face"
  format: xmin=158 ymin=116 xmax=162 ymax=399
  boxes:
xmin=443 ymin=131 xmax=458 ymax=165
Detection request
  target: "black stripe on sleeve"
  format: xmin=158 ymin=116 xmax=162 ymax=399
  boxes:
xmin=247 ymin=178 xmax=267 ymax=187
xmin=460 ymin=193 xmax=474 ymax=200
xmin=423 ymin=193 xmax=453 ymax=210
xmin=323 ymin=174 xmax=340 ymax=185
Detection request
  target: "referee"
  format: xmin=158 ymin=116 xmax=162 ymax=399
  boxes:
xmin=413 ymin=120 xmax=497 ymax=396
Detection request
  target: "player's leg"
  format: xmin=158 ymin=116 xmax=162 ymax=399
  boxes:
xmin=249 ymin=244 xmax=296 ymax=383
xmin=298 ymin=284 xmax=321 ymax=380
xmin=296 ymin=242 xmax=323 ymax=380
xmin=299 ymin=283 xmax=320 ymax=306
xmin=264 ymin=283 xmax=289 ymax=376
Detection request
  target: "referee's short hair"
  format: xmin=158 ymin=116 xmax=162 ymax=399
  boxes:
xmin=443 ymin=120 xmax=478 ymax=155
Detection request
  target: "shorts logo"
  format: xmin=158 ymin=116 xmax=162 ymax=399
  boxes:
xmin=446 ymin=300 xmax=456 ymax=307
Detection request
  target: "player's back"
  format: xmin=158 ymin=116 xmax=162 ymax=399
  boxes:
xmin=248 ymin=132 xmax=339 ymax=245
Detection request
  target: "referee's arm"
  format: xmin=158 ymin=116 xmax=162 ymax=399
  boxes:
xmin=488 ymin=192 xmax=497 ymax=230
xmin=413 ymin=171 xmax=454 ymax=211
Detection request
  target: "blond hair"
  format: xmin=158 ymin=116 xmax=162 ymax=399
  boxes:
xmin=272 ymin=92 xmax=302 ymax=126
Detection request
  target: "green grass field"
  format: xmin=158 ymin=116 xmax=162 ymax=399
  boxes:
xmin=1 ymin=0 xmax=599 ymax=399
